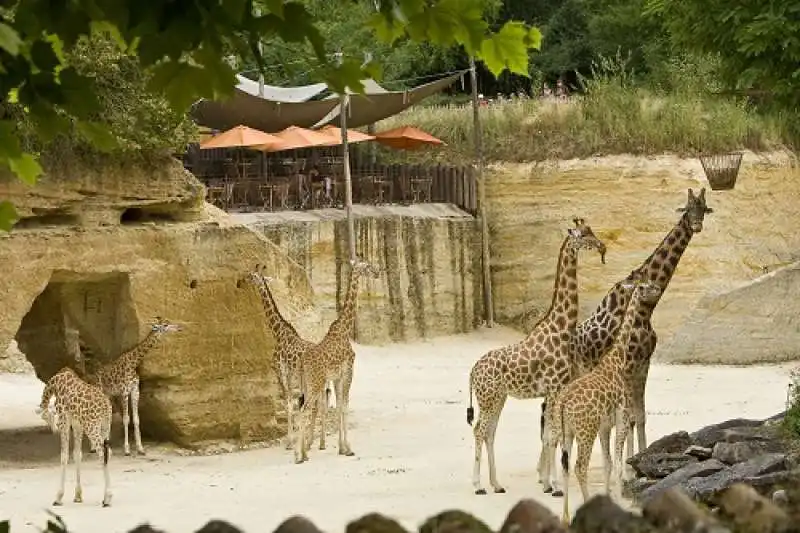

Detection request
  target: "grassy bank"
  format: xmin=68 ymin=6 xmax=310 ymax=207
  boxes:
xmin=374 ymin=77 xmax=795 ymax=164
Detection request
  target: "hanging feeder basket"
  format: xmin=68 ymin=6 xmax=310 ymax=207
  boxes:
xmin=699 ymin=151 xmax=743 ymax=191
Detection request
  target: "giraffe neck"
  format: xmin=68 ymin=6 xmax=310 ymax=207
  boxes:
xmin=633 ymin=212 xmax=694 ymax=308
xmin=607 ymin=291 xmax=644 ymax=367
xmin=543 ymin=237 xmax=580 ymax=330
xmin=255 ymin=279 xmax=300 ymax=341
xmin=120 ymin=330 xmax=161 ymax=369
xmin=328 ymin=267 xmax=361 ymax=339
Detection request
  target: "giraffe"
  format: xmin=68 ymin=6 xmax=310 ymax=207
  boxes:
xmin=293 ymin=258 xmax=380 ymax=464
xmin=557 ymin=187 xmax=714 ymax=462
xmin=466 ymin=218 xmax=607 ymax=495
xmin=236 ymin=264 xmax=328 ymax=451
xmin=36 ymin=367 xmax=113 ymax=507
xmin=542 ymin=276 xmax=662 ymax=524
xmin=85 ymin=317 xmax=181 ymax=456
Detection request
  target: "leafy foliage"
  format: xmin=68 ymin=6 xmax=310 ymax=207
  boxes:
xmin=652 ymin=0 xmax=800 ymax=108
xmin=0 ymin=0 xmax=542 ymax=231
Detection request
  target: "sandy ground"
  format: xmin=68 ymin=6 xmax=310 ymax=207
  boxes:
xmin=0 ymin=327 xmax=793 ymax=533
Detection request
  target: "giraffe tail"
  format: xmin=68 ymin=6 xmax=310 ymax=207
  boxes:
xmin=102 ymin=439 xmax=111 ymax=465
xmin=559 ymin=399 xmax=569 ymax=474
xmin=466 ymin=370 xmax=475 ymax=426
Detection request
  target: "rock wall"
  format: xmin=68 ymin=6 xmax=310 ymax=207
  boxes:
xmin=485 ymin=151 xmax=800 ymax=361
xmin=658 ymin=261 xmax=800 ymax=364
xmin=0 ymin=160 xmax=325 ymax=446
xmin=236 ymin=203 xmax=483 ymax=345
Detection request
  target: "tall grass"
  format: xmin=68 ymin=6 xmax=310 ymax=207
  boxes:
xmin=375 ymin=57 xmax=794 ymax=164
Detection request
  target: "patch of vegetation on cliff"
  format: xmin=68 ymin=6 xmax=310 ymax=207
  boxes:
xmin=11 ymin=34 xmax=199 ymax=171
xmin=782 ymin=367 xmax=800 ymax=439
xmin=375 ymin=55 xmax=795 ymax=164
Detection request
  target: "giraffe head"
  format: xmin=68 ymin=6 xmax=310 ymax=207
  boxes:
xmin=676 ymin=187 xmax=714 ymax=233
xmin=236 ymin=264 xmax=274 ymax=289
xmin=567 ymin=217 xmax=607 ymax=264
xmin=620 ymin=273 xmax=662 ymax=305
xmin=149 ymin=316 xmax=181 ymax=335
xmin=349 ymin=258 xmax=381 ymax=279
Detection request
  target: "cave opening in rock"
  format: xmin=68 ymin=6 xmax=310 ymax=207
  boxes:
xmin=14 ymin=208 xmax=81 ymax=229
xmin=15 ymin=270 xmax=140 ymax=383
xmin=120 ymin=206 xmax=180 ymax=225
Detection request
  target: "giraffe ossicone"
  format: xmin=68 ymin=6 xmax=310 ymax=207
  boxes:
xmin=467 ymin=218 xmax=606 ymax=495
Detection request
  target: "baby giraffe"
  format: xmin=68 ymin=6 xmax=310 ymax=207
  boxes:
xmin=542 ymin=274 xmax=661 ymax=524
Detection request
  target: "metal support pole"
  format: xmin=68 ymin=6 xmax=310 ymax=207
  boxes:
xmin=340 ymin=93 xmax=357 ymax=262
xmin=470 ymin=57 xmax=494 ymax=327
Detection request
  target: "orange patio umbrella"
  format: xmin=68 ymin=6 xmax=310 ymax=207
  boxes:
xmin=199 ymin=125 xmax=283 ymax=150
xmin=257 ymin=125 xmax=333 ymax=152
xmin=318 ymin=124 xmax=375 ymax=145
xmin=372 ymin=125 xmax=446 ymax=150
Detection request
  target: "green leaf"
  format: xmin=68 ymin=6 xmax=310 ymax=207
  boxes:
xmin=263 ymin=0 xmax=285 ymax=19
xmin=0 ymin=120 xmax=23 ymax=160
xmin=75 ymin=121 xmax=118 ymax=152
xmin=147 ymin=60 xmax=211 ymax=111
xmin=29 ymin=105 xmax=71 ymax=141
xmin=0 ymin=22 xmax=22 ymax=56
xmin=0 ymin=202 xmax=19 ymax=232
xmin=31 ymin=39 xmax=61 ymax=72
xmin=8 ymin=153 xmax=43 ymax=185
xmin=479 ymin=21 xmax=533 ymax=77
xmin=368 ymin=12 xmax=406 ymax=44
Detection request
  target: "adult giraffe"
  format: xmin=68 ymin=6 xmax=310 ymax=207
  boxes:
xmin=544 ymin=188 xmax=714 ymax=472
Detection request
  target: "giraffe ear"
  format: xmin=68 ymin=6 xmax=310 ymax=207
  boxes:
xmin=675 ymin=206 xmax=687 ymax=212
xmin=705 ymin=207 xmax=714 ymax=213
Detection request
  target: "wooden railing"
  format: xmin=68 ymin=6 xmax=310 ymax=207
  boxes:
xmin=183 ymin=146 xmax=477 ymax=216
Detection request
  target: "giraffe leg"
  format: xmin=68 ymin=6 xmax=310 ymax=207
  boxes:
xmin=94 ymin=434 xmax=112 ymax=507
xmin=131 ymin=383 xmax=145 ymax=455
xmin=317 ymin=389 xmax=327 ymax=450
xmin=614 ymin=407 xmax=633 ymax=497
xmin=294 ymin=380 xmax=324 ymax=464
xmin=633 ymin=373 xmax=648 ymax=455
xmin=284 ymin=369 xmax=296 ymax=451
xmin=599 ymin=422 xmax=612 ymax=495
xmin=121 ymin=393 xmax=131 ymax=456
xmin=471 ymin=412 xmax=487 ymax=494
xmin=337 ymin=367 xmax=355 ymax=457
xmin=485 ymin=396 xmax=507 ymax=493
xmin=560 ymin=432 xmax=575 ymax=525
xmin=574 ymin=436 xmax=592 ymax=504
xmin=72 ymin=426 xmax=83 ymax=503
xmin=306 ymin=391 xmax=320 ymax=454
xmin=542 ymin=411 xmax=562 ymax=496
xmin=54 ymin=421 xmax=69 ymax=506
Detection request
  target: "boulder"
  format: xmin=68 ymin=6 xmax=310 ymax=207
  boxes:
xmin=569 ymin=495 xmax=657 ymax=533
xmin=628 ymin=452 xmax=697 ymax=479
xmin=621 ymin=477 xmax=657 ymax=500
xmin=686 ymin=445 xmax=714 ymax=459
xmin=683 ymin=453 xmax=788 ymax=504
xmin=196 ymin=521 xmax=245 ymax=533
xmin=716 ymin=484 xmax=791 ymax=533
xmin=642 ymin=487 xmax=731 ymax=533
xmin=690 ymin=419 xmax=768 ymax=449
xmin=419 ymin=510 xmax=493 ymax=533
xmin=712 ymin=440 xmax=785 ymax=465
xmin=347 ymin=514 xmax=408 ymax=533
xmin=499 ymin=499 xmax=565 ymax=533
xmin=638 ymin=459 xmax=726 ymax=503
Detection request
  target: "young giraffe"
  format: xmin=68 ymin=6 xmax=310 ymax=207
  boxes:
xmin=466 ymin=218 xmax=607 ymax=495
xmin=563 ymin=187 xmax=714 ymax=459
xmin=542 ymin=276 xmax=662 ymax=524
xmin=84 ymin=317 xmax=181 ymax=456
xmin=36 ymin=367 xmax=113 ymax=507
xmin=293 ymin=258 xmax=380 ymax=464
xmin=236 ymin=264 xmax=328 ymax=451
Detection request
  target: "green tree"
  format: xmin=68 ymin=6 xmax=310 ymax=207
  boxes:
xmin=651 ymin=0 xmax=800 ymax=108
xmin=0 ymin=0 xmax=542 ymax=230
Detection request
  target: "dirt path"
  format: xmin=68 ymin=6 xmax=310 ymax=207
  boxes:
xmin=0 ymin=327 xmax=791 ymax=533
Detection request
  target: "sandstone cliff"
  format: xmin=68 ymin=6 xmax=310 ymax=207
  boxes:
xmin=236 ymin=203 xmax=483 ymax=345
xmin=658 ymin=260 xmax=800 ymax=364
xmin=0 ymin=159 xmax=324 ymax=446
xmin=486 ymin=151 xmax=800 ymax=363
